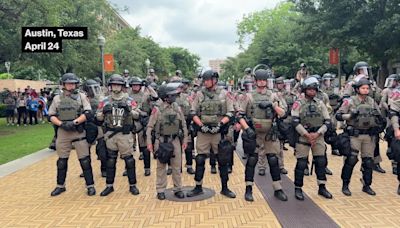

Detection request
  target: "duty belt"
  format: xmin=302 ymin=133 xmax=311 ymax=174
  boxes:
xmin=345 ymin=127 xmax=371 ymax=136
xmin=304 ymin=126 xmax=321 ymax=133
xmin=158 ymin=134 xmax=178 ymax=143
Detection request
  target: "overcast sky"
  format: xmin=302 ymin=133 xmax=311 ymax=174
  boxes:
xmin=108 ymin=0 xmax=281 ymax=66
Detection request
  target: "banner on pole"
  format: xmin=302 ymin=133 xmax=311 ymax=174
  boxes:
xmin=104 ymin=54 xmax=114 ymax=72
xmin=329 ymin=48 xmax=339 ymax=65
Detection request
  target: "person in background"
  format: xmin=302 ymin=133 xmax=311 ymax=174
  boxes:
xmin=4 ymin=92 xmax=16 ymax=126
xmin=27 ymin=94 xmax=39 ymax=125
xmin=17 ymin=92 xmax=28 ymax=126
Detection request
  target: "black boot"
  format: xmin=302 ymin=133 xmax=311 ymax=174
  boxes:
xmin=393 ymin=167 xmax=398 ymax=175
xmin=211 ymin=166 xmax=217 ymax=174
xmin=228 ymin=166 xmax=232 ymax=174
xmin=373 ymin=164 xmax=386 ymax=173
xmin=129 ymin=185 xmax=140 ymax=195
xmin=280 ymin=168 xmax=288 ymax=175
xmin=342 ymin=181 xmax=351 ymax=196
xmin=144 ymin=169 xmax=151 ymax=176
xmin=187 ymin=167 xmax=195 ymax=175
xmin=50 ymin=187 xmax=66 ymax=196
xmin=79 ymin=173 xmax=84 ymax=178
xmin=304 ymin=167 xmax=310 ymax=176
xmin=244 ymin=185 xmax=253 ymax=202
xmin=295 ymin=187 xmax=304 ymax=201
xmin=362 ymin=185 xmax=376 ymax=196
xmin=332 ymin=149 xmax=340 ymax=156
xmin=318 ymin=184 xmax=332 ymax=199
xmin=221 ymin=187 xmax=236 ymax=198
xmin=157 ymin=192 xmax=166 ymax=200
xmin=186 ymin=185 xmax=203 ymax=197
xmin=397 ymin=185 xmax=400 ymax=195
xmin=325 ymin=167 xmax=333 ymax=175
xmin=122 ymin=170 xmax=127 ymax=176
xmin=258 ymin=169 xmax=265 ymax=176
xmin=87 ymin=186 xmax=96 ymax=196
xmin=174 ymin=191 xmax=185 ymax=199
xmin=101 ymin=170 xmax=107 ymax=178
xmin=139 ymin=152 xmax=144 ymax=160
xmin=274 ymin=189 xmax=288 ymax=201
xmin=100 ymin=186 xmax=114 ymax=196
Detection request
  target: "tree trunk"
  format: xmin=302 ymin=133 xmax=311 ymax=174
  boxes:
xmin=377 ymin=59 xmax=389 ymax=88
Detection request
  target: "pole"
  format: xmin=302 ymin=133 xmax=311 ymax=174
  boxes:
xmin=101 ymin=47 xmax=105 ymax=85
xmin=338 ymin=49 xmax=341 ymax=89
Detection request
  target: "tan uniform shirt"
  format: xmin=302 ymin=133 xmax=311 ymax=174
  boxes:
xmin=291 ymin=97 xmax=330 ymax=136
xmin=48 ymin=92 xmax=91 ymax=116
xmin=146 ymin=102 xmax=189 ymax=145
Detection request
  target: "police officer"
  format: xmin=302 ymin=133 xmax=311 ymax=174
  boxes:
xmin=48 ymin=73 xmax=95 ymax=196
xmin=146 ymin=68 xmax=159 ymax=84
xmin=82 ymin=79 xmax=107 ymax=177
xmin=383 ymin=74 xmax=400 ymax=174
xmin=170 ymin=70 xmax=183 ymax=82
xmin=344 ymin=62 xmax=385 ymax=173
xmin=292 ymin=77 xmax=333 ymax=200
xmin=273 ymin=77 xmax=289 ymax=174
xmin=97 ymin=74 xmax=140 ymax=196
xmin=146 ymin=83 xmax=188 ymax=200
xmin=186 ymin=70 xmax=236 ymax=198
xmin=174 ymin=79 xmax=196 ymax=174
xmin=237 ymin=69 xmax=288 ymax=201
xmin=129 ymin=76 xmax=159 ymax=176
xmin=336 ymin=78 xmax=385 ymax=196
xmin=388 ymin=76 xmax=400 ymax=194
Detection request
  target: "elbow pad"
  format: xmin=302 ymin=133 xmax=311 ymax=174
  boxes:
xmin=83 ymin=111 xmax=93 ymax=121
xmin=324 ymin=119 xmax=332 ymax=130
xmin=335 ymin=112 xmax=344 ymax=121
xmin=389 ymin=110 xmax=399 ymax=119
xmin=292 ymin=117 xmax=300 ymax=128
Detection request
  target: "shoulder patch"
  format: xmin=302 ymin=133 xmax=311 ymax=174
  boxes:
xmin=151 ymin=107 xmax=157 ymax=115
xmin=342 ymin=98 xmax=350 ymax=106
xmin=292 ymin=101 xmax=300 ymax=110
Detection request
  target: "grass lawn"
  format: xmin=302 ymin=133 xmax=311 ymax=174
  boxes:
xmin=0 ymin=118 xmax=54 ymax=165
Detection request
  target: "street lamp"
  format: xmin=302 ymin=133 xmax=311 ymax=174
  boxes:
xmin=5 ymin=61 xmax=10 ymax=79
xmin=97 ymin=35 xmax=106 ymax=85
xmin=145 ymin=58 xmax=150 ymax=75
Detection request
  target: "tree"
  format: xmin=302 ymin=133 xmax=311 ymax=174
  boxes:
xmin=294 ymin=0 xmax=400 ymax=85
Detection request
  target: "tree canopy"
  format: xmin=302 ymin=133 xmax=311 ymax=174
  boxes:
xmin=0 ymin=0 xmax=200 ymax=83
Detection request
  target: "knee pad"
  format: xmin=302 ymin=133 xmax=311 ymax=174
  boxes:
xmin=79 ymin=156 xmax=92 ymax=170
xmin=247 ymin=154 xmax=258 ymax=167
xmin=195 ymin=154 xmax=206 ymax=166
xmin=267 ymin=154 xmax=279 ymax=166
xmin=296 ymin=157 xmax=308 ymax=170
xmin=108 ymin=150 xmax=118 ymax=159
xmin=124 ymin=155 xmax=135 ymax=169
xmin=346 ymin=155 xmax=359 ymax=166
xmin=362 ymin=157 xmax=374 ymax=169
xmin=57 ymin=158 xmax=68 ymax=170
xmin=314 ymin=156 xmax=327 ymax=167
xmin=186 ymin=142 xmax=194 ymax=152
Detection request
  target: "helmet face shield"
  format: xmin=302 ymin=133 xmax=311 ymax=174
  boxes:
xmin=267 ymin=78 xmax=274 ymax=90
xmin=88 ymin=84 xmax=102 ymax=97
xmin=284 ymin=79 xmax=292 ymax=92
xmin=243 ymin=82 xmax=253 ymax=92
xmin=384 ymin=78 xmax=395 ymax=88
xmin=359 ymin=66 xmax=369 ymax=76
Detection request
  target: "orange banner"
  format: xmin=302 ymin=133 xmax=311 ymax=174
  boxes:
xmin=329 ymin=48 xmax=339 ymax=65
xmin=104 ymin=54 xmax=114 ymax=72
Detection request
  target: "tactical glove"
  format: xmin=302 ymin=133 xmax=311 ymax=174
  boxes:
xmin=245 ymin=127 xmax=256 ymax=139
xmin=60 ymin=121 xmax=76 ymax=131
xmin=200 ymin=125 xmax=210 ymax=133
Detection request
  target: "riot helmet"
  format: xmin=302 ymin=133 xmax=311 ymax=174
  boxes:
xmin=352 ymin=78 xmax=371 ymax=94
xmin=384 ymin=74 xmax=400 ymax=88
xmin=301 ymin=76 xmax=319 ymax=92
xmin=108 ymin=74 xmax=125 ymax=94
xmin=158 ymin=83 xmax=179 ymax=103
xmin=243 ymin=79 xmax=253 ymax=92
xmin=83 ymin=79 xmax=101 ymax=97
xmin=353 ymin=61 xmax=369 ymax=76
xmin=244 ymin=67 xmax=252 ymax=74
xmin=61 ymin=73 xmax=80 ymax=92
xmin=254 ymin=69 xmax=272 ymax=81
